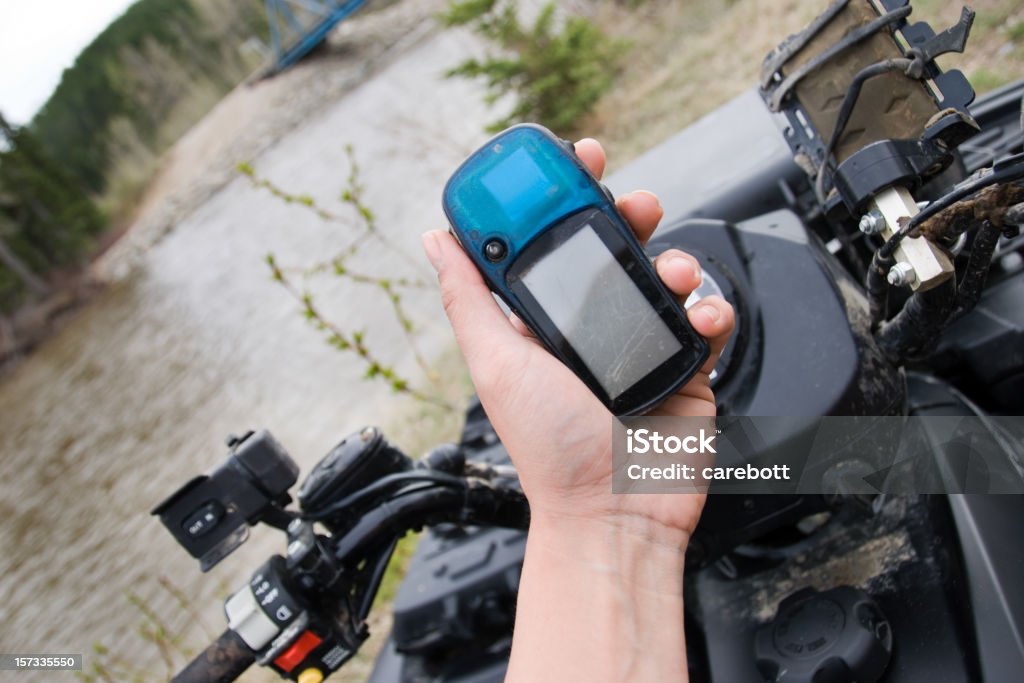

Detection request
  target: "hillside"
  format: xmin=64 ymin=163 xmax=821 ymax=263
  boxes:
xmin=30 ymin=0 xmax=267 ymax=216
xmin=0 ymin=0 xmax=268 ymax=318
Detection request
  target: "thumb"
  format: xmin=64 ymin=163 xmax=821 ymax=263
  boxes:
xmin=422 ymin=230 xmax=524 ymax=372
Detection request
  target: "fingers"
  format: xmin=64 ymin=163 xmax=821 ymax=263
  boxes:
xmin=509 ymin=312 xmax=541 ymax=345
xmin=575 ymin=137 xmax=662 ymax=245
xmin=688 ymin=295 xmax=734 ymax=374
xmin=654 ymin=249 xmax=734 ymax=374
xmin=616 ymin=191 xmax=663 ymax=245
xmin=574 ymin=138 xmax=605 ymax=179
xmin=422 ymin=230 xmax=525 ymax=371
xmin=654 ymin=249 xmax=701 ymax=294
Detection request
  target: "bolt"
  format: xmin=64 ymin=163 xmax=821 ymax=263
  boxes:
xmin=287 ymin=539 xmax=309 ymax=559
xmin=887 ymin=262 xmax=917 ymax=286
xmin=858 ymin=210 xmax=885 ymax=235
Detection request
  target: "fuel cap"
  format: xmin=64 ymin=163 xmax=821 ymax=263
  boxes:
xmin=754 ymin=586 xmax=892 ymax=683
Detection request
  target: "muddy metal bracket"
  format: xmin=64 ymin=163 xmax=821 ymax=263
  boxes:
xmin=760 ymin=0 xmax=980 ymax=291
xmin=761 ymin=0 xmax=978 ymax=211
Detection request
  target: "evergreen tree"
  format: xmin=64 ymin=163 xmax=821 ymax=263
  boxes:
xmin=440 ymin=0 xmax=628 ymax=134
xmin=0 ymin=112 xmax=105 ymax=311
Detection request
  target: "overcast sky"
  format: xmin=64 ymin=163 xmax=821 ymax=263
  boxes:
xmin=0 ymin=0 xmax=138 ymax=124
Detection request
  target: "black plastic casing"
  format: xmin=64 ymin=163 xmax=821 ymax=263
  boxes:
xmin=297 ymin=427 xmax=411 ymax=515
xmin=504 ymin=206 xmax=709 ymax=415
xmin=151 ymin=430 xmax=298 ymax=568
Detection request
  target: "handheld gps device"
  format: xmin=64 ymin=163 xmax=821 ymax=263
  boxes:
xmin=442 ymin=124 xmax=709 ymax=416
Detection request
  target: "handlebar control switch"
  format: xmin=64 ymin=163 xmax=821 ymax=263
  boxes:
xmin=297 ymin=669 xmax=324 ymax=683
xmin=221 ymin=549 xmax=365 ymax=680
xmin=152 ymin=430 xmax=300 ymax=571
xmin=225 ymin=582 xmax=282 ymax=651
xmin=226 ymin=556 xmax=302 ymax=650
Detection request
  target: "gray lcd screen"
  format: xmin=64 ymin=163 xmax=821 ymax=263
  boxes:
xmin=519 ymin=224 xmax=683 ymax=400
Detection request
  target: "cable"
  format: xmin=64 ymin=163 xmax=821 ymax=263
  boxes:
xmin=948 ymin=220 xmax=1002 ymax=324
xmin=356 ymin=537 xmax=399 ymax=622
xmin=876 ymin=276 xmax=956 ymax=362
xmin=330 ymin=486 xmax=468 ymax=561
xmin=303 ymin=470 xmax=467 ymax=521
xmin=866 ymin=250 xmax=894 ymax=329
xmin=814 ymin=57 xmax=917 ymax=206
xmin=880 ymin=152 xmax=1024 ymax=259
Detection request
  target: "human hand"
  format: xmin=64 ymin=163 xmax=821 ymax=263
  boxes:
xmin=424 ymin=137 xmax=734 ymax=682
xmin=422 ymin=137 xmax=734 ymax=543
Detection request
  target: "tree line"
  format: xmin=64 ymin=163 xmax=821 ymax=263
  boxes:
xmin=1 ymin=0 xmax=629 ymax=315
xmin=0 ymin=114 xmax=104 ymax=311
xmin=0 ymin=0 xmax=265 ymax=314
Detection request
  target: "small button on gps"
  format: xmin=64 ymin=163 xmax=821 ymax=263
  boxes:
xmin=484 ymin=239 xmax=507 ymax=262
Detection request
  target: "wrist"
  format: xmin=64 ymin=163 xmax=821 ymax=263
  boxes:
xmin=507 ymin=507 xmax=690 ymax=682
xmin=528 ymin=507 xmax=690 ymax=569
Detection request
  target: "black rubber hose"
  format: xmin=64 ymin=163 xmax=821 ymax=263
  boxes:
xmin=357 ymin=537 xmax=399 ymax=622
xmin=172 ymin=629 xmax=255 ymax=683
xmin=949 ymin=220 xmax=1002 ymax=323
xmin=877 ymin=276 xmax=957 ymax=363
xmin=760 ymin=0 xmax=850 ymax=88
xmin=331 ymin=482 xmax=529 ymax=563
xmin=304 ymin=470 xmax=466 ymax=522
xmin=866 ymin=251 xmax=895 ymax=329
xmin=331 ymin=487 xmax=467 ymax=561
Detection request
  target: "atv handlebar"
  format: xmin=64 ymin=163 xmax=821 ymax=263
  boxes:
xmin=174 ymin=630 xmax=255 ymax=683
xmin=165 ymin=432 xmax=528 ymax=683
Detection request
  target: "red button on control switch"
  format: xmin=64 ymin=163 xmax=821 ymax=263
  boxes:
xmin=274 ymin=630 xmax=322 ymax=673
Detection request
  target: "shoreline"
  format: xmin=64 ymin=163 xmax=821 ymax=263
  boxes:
xmin=0 ymin=0 xmax=447 ymax=377
xmin=0 ymin=276 xmax=104 ymax=375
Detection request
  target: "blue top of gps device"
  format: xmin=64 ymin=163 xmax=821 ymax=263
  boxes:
xmin=443 ymin=124 xmax=605 ymax=265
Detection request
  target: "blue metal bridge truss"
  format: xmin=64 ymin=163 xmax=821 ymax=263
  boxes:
xmin=264 ymin=0 xmax=370 ymax=74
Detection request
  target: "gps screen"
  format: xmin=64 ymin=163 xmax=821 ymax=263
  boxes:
xmin=519 ymin=224 xmax=683 ymax=399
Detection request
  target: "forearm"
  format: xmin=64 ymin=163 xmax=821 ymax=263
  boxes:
xmin=506 ymin=513 xmax=690 ymax=683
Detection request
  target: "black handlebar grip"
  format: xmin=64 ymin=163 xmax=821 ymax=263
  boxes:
xmin=173 ymin=629 xmax=256 ymax=683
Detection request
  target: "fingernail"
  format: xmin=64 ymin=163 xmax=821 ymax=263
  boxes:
xmin=636 ymin=189 xmax=662 ymax=212
xmin=669 ymin=253 xmax=695 ymax=279
xmin=422 ymin=231 xmax=443 ymax=271
xmin=695 ymin=303 xmax=721 ymax=324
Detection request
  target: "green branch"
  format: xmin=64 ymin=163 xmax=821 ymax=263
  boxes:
xmin=268 ymin=254 xmax=450 ymax=409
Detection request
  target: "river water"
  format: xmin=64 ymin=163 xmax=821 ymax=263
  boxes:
xmin=0 ymin=19 xmax=496 ymax=682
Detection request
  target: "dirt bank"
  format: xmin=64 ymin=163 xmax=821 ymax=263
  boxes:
xmin=94 ymin=0 xmax=450 ymax=283
xmin=0 ymin=0 xmax=448 ymax=375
